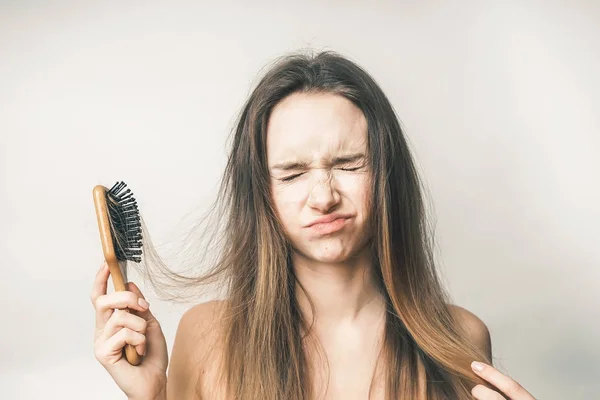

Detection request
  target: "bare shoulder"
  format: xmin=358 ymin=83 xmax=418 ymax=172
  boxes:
xmin=447 ymin=304 xmax=492 ymax=359
xmin=178 ymin=299 xmax=227 ymax=338
xmin=167 ymin=300 xmax=228 ymax=399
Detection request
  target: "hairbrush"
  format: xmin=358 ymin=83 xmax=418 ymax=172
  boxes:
xmin=92 ymin=181 xmax=144 ymax=366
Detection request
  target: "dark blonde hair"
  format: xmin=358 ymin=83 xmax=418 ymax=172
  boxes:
xmin=141 ymin=50 xmax=492 ymax=399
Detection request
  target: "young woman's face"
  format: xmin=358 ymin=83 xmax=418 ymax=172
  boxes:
xmin=267 ymin=92 xmax=372 ymax=263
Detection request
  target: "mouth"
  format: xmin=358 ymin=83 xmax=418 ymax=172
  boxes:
xmin=305 ymin=214 xmax=353 ymax=235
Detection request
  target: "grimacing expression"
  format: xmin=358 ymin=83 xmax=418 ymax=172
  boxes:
xmin=267 ymin=92 xmax=372 ymax=264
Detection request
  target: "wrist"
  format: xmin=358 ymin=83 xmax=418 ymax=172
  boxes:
xmin=128 ymin=376 xmax=167 ymax=400
xmin=128 ymin=390 xmax=165 ymax=400
xmin=151 ymin=386 xmax=167 ymax=400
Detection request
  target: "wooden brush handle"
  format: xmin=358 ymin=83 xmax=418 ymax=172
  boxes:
xmin=93 ymin=185 xmax=142 ymax=366
xmin=106 ymin=258 xmax=142 ymax=366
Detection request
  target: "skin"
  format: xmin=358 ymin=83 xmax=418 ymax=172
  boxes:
xmin=267 ymin=92 xmax=385 ymax=397
xmin=91 ymin=264 xmax=168 ymax=400
xmin=92 ymin=92 xmax=536 ymax=400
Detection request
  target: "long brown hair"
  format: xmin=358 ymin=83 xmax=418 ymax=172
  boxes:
xmin=142 ymin=50 xmax=492 ymax=399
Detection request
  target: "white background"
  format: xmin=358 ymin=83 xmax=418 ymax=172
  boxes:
xmin=1 ymin=1 xmax=599 ymax=399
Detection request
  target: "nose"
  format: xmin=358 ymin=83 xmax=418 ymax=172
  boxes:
xmin=306 ymin=175 xmax=341 ymax=213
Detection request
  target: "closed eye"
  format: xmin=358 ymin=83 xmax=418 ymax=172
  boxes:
xmin=281 ymin=173 xmax=304 ymax=182
xmin=281 ymin=167 xmax=360 ymax=181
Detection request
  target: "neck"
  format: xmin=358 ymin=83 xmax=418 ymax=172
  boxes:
xmin=292 ymin=247 xmax=385 ymax=327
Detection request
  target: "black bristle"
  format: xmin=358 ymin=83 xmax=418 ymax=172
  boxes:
xmin=106 ymin=181 xmax=143 ymax=263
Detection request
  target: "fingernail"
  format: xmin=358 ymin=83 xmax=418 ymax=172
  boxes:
xmin=138 ymin=298 xmax=149 ymax=309
xmin=471 ymin=361 xmax=485 ymax=372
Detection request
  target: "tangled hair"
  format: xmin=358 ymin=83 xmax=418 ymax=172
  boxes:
xmin=134 ymin=50 xmax=493 ymax=399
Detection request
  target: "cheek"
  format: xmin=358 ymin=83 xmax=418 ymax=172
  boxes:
xmin=335 ymin=173 xmax=371 ymax=213
xmin=273 ymin=180 xmax=310 ymax=206
xmin=271 ymin=181 xmax=308 ymax=230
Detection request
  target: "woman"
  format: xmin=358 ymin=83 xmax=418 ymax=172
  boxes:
xmin=91 ymin=51 xmax=536 ymax=399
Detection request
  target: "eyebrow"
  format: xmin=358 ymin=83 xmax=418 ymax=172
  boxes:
xmin=270 ymin=153 xmax=366 ymax=171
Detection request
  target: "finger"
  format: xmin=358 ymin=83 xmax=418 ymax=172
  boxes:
xmin=90 ymin=262 xmax=110 ymax=305
xmin=472 ymin=384 xmax=506 ymax=399
xmin=135 ymin=343 xmax=145 ymax=357
xmin=127 ymin=282 xmax=154 ymax=320
xmin=472 ymin=362 xmax=535 ymax=400
xmin=127 ymin=281 xmax=145 ymax=299
xmin=94 ymin=291 xmax=149 ymax=328
xmin=126 ymin=282 xmax=162 ymax=357
xmin=102 ymin=309 xmax=148 ymax=339
xmin=96 ymin=328 xmax=146 ymax=363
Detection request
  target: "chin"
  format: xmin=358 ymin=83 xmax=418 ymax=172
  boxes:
xmin=301 ymin=244 xmax=351 ymax=264
xmin=289 ymin=234 xmax=370 ymax=264
xmin=312 ymin=253 xmax=348 ymax=264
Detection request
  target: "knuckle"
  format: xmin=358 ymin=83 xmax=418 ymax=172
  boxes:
xmin=124 ymin=291 xmax=139 ymax=305
xmin=120 ymin=327 xmax=145 ymax=344
xmin=137 ymin=333 xmax=147 ymax=345
xmin=116 ymin=310 xmax=145 ymax=332
xmin=112 ymin=308 xmax=125 ymax=321
xmin=119 ymin=327 xmax=133 ymax=338
xmin=93 ymin=345 xmax=106 ymax=362
xmin=95 ymin=292 xmax=140 ymax=311
xmin=138 ymin=317 xmax=148 ymax=332
xmin=104 ymin=311 xmax=120 ymax=329
xmin=94 ymin=294 xmax=107 ymax=310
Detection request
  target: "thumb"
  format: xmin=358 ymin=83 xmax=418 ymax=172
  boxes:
xmin=127 ymin=281 xmax=154 ymax=319
xmin=127 ymin=281 xmax=146 ymax=299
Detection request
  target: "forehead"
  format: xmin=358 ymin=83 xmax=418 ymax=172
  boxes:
xmin=266 ymin=92 xmax=368 ymax=164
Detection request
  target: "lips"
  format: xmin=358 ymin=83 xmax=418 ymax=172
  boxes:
xmin=305 ymin=213 xmax=353 ymax=228
xmin=307 ymin=217 xmax=350 ymax=236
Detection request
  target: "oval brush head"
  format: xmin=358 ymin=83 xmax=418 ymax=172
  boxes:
xmin=106 ymin=181 xmax=143 ymax=264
